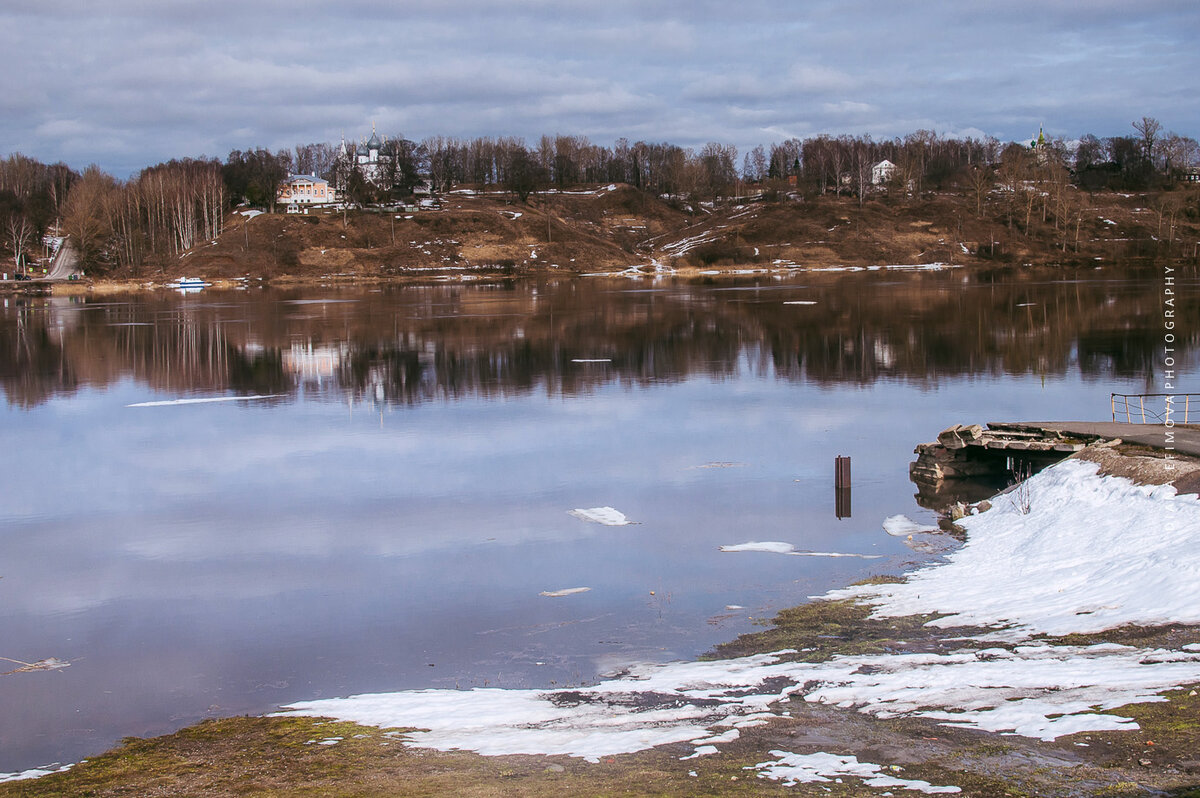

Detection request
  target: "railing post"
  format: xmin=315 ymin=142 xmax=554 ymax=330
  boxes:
xmin=1111 ymin=394 xmax=1116 ymax=423
xmin=1140 ymin=396 xmax=1146 ymax=423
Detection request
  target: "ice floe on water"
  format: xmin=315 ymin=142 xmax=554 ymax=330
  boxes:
xmin=720 ymin=542 xmax=882 ymax=558
xmin=881 ymin=514 xmax=940 ymax=537
xmin=568 ymin=507 xmax=633 ymax=526
xmin=539 ymin=587 xmax=591 ymax=597
xmin=719 ymin=541 xmax=796 ymax=554
xmin=752 ymin=751 xmax=960 ymax=793
xmin=127 ymin=394 xmax=282 ymax=407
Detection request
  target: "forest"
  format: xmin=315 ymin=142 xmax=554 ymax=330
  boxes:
xmin=0 ymin=117 xmax=1196 ymax=275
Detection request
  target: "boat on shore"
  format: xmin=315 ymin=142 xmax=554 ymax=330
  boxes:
xmin=167 ymin=277 xmax=212 ymax=290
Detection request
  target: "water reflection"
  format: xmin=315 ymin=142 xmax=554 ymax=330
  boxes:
xmin=2 ymin=268 xmax=1194 ymax=409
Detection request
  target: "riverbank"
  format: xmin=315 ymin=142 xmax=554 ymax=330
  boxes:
xmin=59 ymin=185 xmax=1200 ymax=290
xmin=4 ymin=441 xmax=1199 ymax=796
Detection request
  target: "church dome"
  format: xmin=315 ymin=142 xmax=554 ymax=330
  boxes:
xmin=366 ymin=129 xmax=383 ymax=151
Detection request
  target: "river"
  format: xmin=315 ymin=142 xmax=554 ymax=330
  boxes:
xmin=0 ymin=266 xmax=1192 ymax=773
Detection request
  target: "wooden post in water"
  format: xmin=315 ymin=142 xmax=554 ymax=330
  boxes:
xmin=835 ymin=456 xmax=851 ymax=488
xmin=835 ymin=455 xmax=851 ymax=519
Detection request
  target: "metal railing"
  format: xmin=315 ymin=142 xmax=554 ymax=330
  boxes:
xmin=1111 ymin=393 xmax=1198 ymax=424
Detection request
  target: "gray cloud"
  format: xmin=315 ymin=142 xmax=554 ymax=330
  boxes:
xmin=3 ymin=0 xmax=1197 ymax=175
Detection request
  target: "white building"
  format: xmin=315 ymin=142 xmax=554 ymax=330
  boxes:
xmin=871 ymin=159 xmax=897 ymax=185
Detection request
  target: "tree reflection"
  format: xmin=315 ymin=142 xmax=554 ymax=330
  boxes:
xmin=1 ymin=269 xmax=1192 ymax=408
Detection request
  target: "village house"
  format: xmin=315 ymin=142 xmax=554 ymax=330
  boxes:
xmin=277 ymin=174 xmax=335 ymax=212
xmin=871 ymin=159 xmax=896 ymax=185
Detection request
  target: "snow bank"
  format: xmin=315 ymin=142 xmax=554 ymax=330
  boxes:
xmin=830 ymin=459 xmax=1200 ymax=638
xmin=752 ymin=751 xmax=960 ymax=793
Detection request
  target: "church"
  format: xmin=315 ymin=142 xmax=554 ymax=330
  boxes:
xmin=339 ymin=124 xmax=392 ymax=186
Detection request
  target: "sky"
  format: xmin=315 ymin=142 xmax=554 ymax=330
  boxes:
xmin=2 ymin=0 xmax=1198 ymax=177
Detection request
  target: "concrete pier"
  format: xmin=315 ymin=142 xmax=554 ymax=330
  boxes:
xmin=909 ymin=421 xmax=1200 ymax=511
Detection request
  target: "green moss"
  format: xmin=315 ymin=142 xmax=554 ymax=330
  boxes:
xmin=706 ymin=575 xmax=987 ymax=662
xmin=1093 ymin=782 xmax=1149 ymax=796
xmin=1036 ymin=624 xmax=1200 ymax=651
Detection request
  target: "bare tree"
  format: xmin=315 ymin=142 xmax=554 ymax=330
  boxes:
xmin=61 ymin=166 xmax=118 ymax=270
xmin=1132 ymin=116 xmax=1162 ymax=163
xmin=965 ymin=165 xmax=992 ymax=218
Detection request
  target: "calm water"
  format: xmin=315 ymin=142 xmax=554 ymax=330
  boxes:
xmin=0 ymin=268 xmax=1193 ymax=772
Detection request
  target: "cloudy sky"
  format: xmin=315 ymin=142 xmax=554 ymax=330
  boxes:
xmin=3 ymin=0 xmax=1197 ymax=177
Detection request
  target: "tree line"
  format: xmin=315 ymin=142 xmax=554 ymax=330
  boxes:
xmin=1 ymin=117 xmax=1196 ymax=274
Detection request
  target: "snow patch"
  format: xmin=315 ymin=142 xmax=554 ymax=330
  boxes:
xmin=539 ymin=587 xmax=591 ymax=598
xmin=752 ymin=751 xmax=960 ymax=793
xmin=0 ymin=764 xmax=73 ymax=784
xmin=277 ymin=642 xmax=1200 ymax=762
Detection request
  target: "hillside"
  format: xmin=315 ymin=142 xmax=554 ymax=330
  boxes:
xmin=143 ymin=183 xmax=1199 ymax=283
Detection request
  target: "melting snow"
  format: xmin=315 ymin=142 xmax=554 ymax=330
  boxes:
xmin=273 ymin=461 xmax=1200 ymax=767
xmin=0 ymin=764 xmax=73 ymax=783
xmin=278 ymin=642 xmax=1200 ymax=762
xmin=752 ymin=751 xmax=960 ymax=793
xmin=830 ymin=459 xmax=1200 ymax=638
